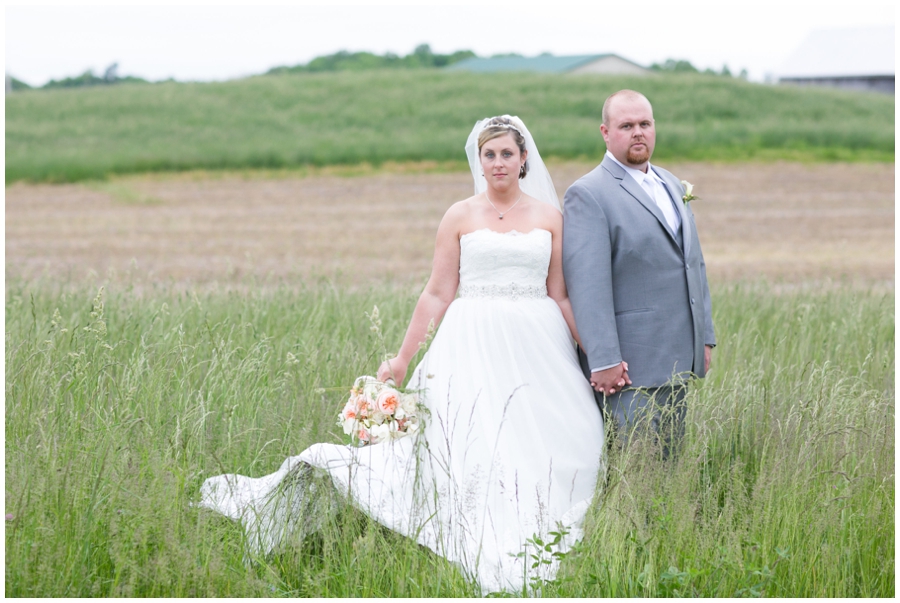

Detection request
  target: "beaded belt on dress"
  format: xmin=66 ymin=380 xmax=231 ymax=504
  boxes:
xmin=457 ymin=283 xmax=547 ymax=300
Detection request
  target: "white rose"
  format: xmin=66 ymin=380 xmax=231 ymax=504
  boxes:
xmin=370 ymin=423 xmax=390 ymax=443
xmin=342 ymin=418 xmax=357 ymax=435
xmin=394 ymin=406 xmax=406 ymax=420
xmin=400 ymin=394 xmax=418 ymax=415
xmin=681 ymin=180 xmax=693 ymax=197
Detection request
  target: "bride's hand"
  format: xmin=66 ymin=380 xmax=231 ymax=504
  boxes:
xmin=377 ymin=357 xmax=408 ymax=386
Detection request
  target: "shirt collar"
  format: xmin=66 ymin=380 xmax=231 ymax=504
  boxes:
xmin=605 ymin=150 xmax=664 ymax=186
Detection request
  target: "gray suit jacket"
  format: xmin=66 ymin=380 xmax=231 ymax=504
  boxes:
xmin=562 ymin=155 xmax=715 ymax=388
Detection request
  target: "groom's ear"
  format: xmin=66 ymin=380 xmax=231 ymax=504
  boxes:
xmin=599 ymin=124 xmax=609 ymax=141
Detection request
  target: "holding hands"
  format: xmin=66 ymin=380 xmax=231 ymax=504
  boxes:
xmin=590 ymin=361 xmax=631 ymax=396
xmin=588 ymin=348 xmax=712 ymax=396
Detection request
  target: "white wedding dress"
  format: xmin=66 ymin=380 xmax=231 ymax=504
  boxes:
xmin=198 ymin=228 xmax=605 ymax=594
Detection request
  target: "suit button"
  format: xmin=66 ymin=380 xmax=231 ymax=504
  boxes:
xmin=686 ymin=264 xmax=690 ymax=269
xmin=691 ymin=298 xmax=695 ymax=304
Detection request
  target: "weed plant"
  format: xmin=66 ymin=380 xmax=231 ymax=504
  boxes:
xmin=5 ymin=278 xmax=893 ymax=596
xmin=6 ymin=71 xmax=894 ymax=184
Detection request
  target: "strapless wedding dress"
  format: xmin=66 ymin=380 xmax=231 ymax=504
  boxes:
xmin=198 ymin=228 xmax=605 ymax=594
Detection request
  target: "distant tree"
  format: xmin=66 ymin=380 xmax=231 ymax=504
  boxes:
xmin=305 ymin=51 xmax=384 ymax=72
xmin=652 ymin=58 xmax=744 ymax=78
xmin=412 ymin=43 xmax=433 ymax=64
xmin=650 ymin=59 xmax=699 ymax=73
xmin=490 ymin=52 xmax=524 ymax=59
xmin=43 ymin=69 xmax=105 ymax=88
xmin=43 ymin=63 xmax=147 ymax=89
xmin=441 ymin=50 xmax=476 ymax=66
xmin=266 ymin=46 xmax=477 ymax=75
xmin=6 ymin=75 xmax=32 ymax=91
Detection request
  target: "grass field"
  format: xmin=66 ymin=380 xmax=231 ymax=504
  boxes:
xmin=5 ymin=73 xmax=895 ymax=595
xmin=6 ymin=70 xmax=895 ymax=183
xmin=4 ymin=278 xmax=894 ymax=597
xmin=5 ymin=150 xmax=894 ymax=595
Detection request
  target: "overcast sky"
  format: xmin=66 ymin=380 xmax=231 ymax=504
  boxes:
xmin=5 ymin=1 xmax=896 ymax=86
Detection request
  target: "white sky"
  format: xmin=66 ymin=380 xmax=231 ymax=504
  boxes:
xmin=4 ymin=1 xmax=897 ymax=86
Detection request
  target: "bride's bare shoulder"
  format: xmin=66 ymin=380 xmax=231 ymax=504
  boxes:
xmin=453 ymin=194 xmax=483 ymax=211
xmin=524 ymin=194 xmax=562 ymax=219
xmin=436 ymin=195 xmax=480 ymax=236
xmin=519 ymin=195 xmax=563 ymax=235
xmin=441 ymin=195 xmax=481 ymax=222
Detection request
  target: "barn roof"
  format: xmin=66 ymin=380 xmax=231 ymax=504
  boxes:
xmin=779 ymin=26 xmax=895 ymax=79
xmin=447 ymin=53 xmax=643 ymax=73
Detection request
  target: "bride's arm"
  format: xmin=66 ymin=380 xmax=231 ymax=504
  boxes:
xmin=377 ymin=205 xmax=463 ymax=385
xmin=546 ymin=216 xmax=584 ymax=349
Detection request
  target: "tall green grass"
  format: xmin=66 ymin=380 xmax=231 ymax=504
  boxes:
xmin=5 ymin=278 xmax=893 ymax=596
xmin=6 ymin=70 xmax=894 ymax=183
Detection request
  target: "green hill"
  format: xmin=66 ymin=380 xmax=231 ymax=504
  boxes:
xmin=5 ymin=70 xmax=894 ymax=183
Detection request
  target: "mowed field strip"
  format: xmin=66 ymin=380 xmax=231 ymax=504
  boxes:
xmin=6 ymin=161 xmax=893 ymax=287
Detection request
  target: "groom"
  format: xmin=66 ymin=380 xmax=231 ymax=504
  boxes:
xmin=562 ymin=89 xmax=715 ymax=452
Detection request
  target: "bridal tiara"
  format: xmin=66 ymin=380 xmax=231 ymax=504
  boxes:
xmin=481 ymin=120 xmax=523 ymax=136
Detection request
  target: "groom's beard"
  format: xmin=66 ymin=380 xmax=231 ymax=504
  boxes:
xmin=626 ymin=145 xmax=651 ymax=165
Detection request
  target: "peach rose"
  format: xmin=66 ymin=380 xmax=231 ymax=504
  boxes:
xmin=354 ymin=395 xmax=372 ymax=418
xmin=376 ymin=388 xmax=400 ymax=415
xmin=342 ymin=400 xmax=358 ymax=421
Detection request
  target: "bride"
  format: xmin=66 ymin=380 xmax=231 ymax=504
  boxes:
xmin=198 ymin=116 xmax=618 ymax=594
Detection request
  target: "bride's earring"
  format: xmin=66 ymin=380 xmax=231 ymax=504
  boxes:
xmin=519 ymin=165 xmax=525 ymax=177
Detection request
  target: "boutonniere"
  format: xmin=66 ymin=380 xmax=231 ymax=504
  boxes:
xmin=681 ymin=180 xmax=698 ymax=203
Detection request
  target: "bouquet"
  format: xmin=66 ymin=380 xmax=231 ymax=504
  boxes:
xmin=338 ymin=376 xmax=421 ymax=446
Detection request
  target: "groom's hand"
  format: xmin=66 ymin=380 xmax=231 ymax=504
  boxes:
xmin=705 ymin=345 xmax=713 ymax=373
xmin=590 ymin=362 xmax=631 ymax=396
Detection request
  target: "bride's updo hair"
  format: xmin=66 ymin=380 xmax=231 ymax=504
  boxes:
xmin=477 ymin=116 xmax=529 ymax=179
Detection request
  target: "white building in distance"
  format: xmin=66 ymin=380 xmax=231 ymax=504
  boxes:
xmin=778 ymin=26 xmax=894 ymax=94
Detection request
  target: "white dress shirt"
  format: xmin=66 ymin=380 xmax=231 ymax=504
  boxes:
xmin=605 ymin=150 xmax=681 ymax=233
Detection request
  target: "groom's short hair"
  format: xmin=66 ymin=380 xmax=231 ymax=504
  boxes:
xmin=602 ymin=90 xmax=651 ymax=126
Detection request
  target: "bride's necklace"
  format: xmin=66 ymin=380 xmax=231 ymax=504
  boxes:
xmin=485 ymin=190 xmax=523 ymax=220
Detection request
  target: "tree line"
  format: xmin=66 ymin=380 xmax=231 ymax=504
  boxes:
xmin=7 ymin=47 xmax=747 ymax=91
xmin=266 ymin=44 xmax=475 ymax=74
xmin=7 ymin=62 xmax=155 ymax=90
xmin=650 ymin=58 xmax=748 ymax=79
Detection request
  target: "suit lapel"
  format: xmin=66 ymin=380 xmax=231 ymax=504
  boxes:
xmin=654 ymin=167 xmax=692 ymax=258
xmin=602 ymin=156 xmax=680 ymax=250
